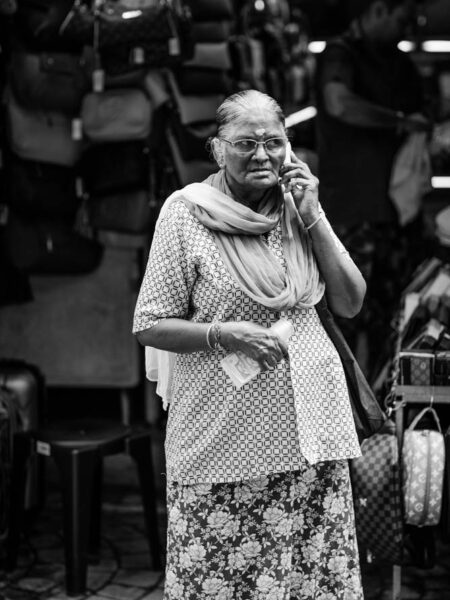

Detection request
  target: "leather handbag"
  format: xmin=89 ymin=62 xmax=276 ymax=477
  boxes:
xmin=7 ymin=155 xmax=80 ymax=221
xmin=88 ymin=189 xmax=153 ymax=233
xmin=169 ymin=113 xmax=216 ymax=161
xmin=192 ymin=20 xmax=232 ymax=43
xmin=79 ymin=141 xmax=150 ymax=195
xmin=183 ymin=42 xmax=232 ymax=70
xmin=60 ymin=0 xmax=193 ymax=50
xmin=402 ymin=406 xmax=445 ymax=527
xmin=185 ymin=0 xmax=234 ymax=21
xmin=350 ymin=419 xmax=404 ymax=564
xmin=315 ymin=296 xmax=386 ymax=442
xmin=5 ymin=88 xmax=83 ymax=166
xmin=174 ymin=67 xmax=233 ymax=95
xmin=4 ymin=212 xmax=103 ymax=275
xmin=166 ymin=70 xmax=224 ymax=125
xmin=167 ymin=127 xmax=216 ymax=187
xmin=8 ymin=49 xmax=90 ymax=115
xmin=80 ymin=88 xmax=152 ymax=142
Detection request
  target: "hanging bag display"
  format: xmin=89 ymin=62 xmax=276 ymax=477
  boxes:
xmin=4 ymin=212 xmax=103 ymax=275
xmin=88 ymin=189 xmax=153 ymax=233
xmin=79 ymin=140 xmax=150 ymax=195
xmin=60 ymin=0 xmax=194 ymax=75
xmin=402 ymin=406 xmax=445 ymax=527
xmin=8 ymin=50 xmax=91 ymax=115
xmin=80 ymin=88 xmax=152 ymax=142
xmin=60 ymin=0 xmax=191 ymax=50
xmin=350 ymin=419 xmax=404 ymax=563
xmin=5 ymin=88 xmax=82 ymax=166
xmin=7 ymin=155 xmax=80 ymax=221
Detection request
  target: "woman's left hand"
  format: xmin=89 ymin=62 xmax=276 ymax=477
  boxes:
xmin=279 ymin=150 xmax=320 ymax=224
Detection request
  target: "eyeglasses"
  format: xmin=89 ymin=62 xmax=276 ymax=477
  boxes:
xmin=220 ymin=137 xmax=287 ymax=155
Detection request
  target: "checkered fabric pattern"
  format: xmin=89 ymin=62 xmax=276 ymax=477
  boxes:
xmin=133 ymin=199 xmax=361 ymax=485
xmin=350 ymin=431 xmax=403 ymax=563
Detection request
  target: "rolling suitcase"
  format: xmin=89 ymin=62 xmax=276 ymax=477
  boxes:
xmin=441 ymin=424 xmax=450 ymax=541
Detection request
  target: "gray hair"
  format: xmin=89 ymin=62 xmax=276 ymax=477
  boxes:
xmin=210 ymin=90 xmax=286 ymax=166
xmin=216 ymin=89 xmax=286 ymax=138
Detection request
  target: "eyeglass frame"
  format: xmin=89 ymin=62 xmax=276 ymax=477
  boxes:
xmin=219 ymin=136 xmax=289 ymax=155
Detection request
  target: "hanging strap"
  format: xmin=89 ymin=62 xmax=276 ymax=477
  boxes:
xmin=407 ymin=405 xmax=442 ymax=433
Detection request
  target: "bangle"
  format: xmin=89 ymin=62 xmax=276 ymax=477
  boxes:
xmin=206 ymin=324 xmax=215 ymax=350
xmin=305 ymin=214 xmax=322 ymax=231
xmin=212 ymin=322 xmax=222 ymax=350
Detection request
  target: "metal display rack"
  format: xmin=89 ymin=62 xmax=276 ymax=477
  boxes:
xmin=391 ymin=385 xmax=450 ymax=600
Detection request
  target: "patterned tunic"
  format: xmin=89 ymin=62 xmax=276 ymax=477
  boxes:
xmin=133 ymin=199 xmax=361 ymax=485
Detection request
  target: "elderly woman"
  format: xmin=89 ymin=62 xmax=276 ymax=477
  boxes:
xmin=133 ymin=90 xmax=366 ymax=600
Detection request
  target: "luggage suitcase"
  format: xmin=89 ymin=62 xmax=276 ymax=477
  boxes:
xmin=0 ymin=360 xmax=44 ymax=520
xmin=402 ymin=406 xmax=445 ymax=527
xmin=350 ymin=419 xmax=404 ymax=564
xmin=440 ymin=424 xmax=450 ymax=541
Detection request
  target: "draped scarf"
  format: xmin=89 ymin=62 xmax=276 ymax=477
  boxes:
xmin=159 ymin=169 xmax=325 ymax=310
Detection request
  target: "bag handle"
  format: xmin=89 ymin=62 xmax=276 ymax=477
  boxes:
xmin=407 ymin=405 xmax=442 ymax=433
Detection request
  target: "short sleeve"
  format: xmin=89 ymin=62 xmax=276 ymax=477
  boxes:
xmin=318 ymin=40 xmax=355 ymax=91
xmin=133 ymin=200 xmax=197 ymax=333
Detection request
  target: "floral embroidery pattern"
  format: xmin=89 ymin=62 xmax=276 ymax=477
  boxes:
xmin=164 ymin=460 xmax=363 ymax=600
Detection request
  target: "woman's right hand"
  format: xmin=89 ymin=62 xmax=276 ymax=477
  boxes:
xmin=221 ymin=321 xmax=289 ymax=371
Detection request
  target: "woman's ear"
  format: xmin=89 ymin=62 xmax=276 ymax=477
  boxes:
xmin=211 ymin=138 xmax=225 ymax=169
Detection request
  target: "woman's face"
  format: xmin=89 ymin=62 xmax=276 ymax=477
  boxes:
xmin=221 ymin=108 xmax=287 ymax=200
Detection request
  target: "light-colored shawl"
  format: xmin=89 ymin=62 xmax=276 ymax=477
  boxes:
xmin=145 ymin=170 xmax=325 ymax=407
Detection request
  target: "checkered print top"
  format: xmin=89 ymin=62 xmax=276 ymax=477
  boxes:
xmin=133 ymin=199 xmax=361 ymax=484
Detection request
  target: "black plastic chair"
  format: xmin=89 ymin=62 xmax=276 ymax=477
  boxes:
xmin=8 ymin=419 xmax=162 ymax=597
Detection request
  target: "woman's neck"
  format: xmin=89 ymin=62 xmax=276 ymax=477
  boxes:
xmin=224 ymin=172 xmax=266 ymax=209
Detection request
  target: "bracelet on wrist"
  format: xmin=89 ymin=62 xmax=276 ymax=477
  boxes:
xmin=206 ymin=322 xmax=226 ymax=350
xmin=305 ymin=214 xmax=322 ymax=231
xmin=206 ymin=324 xmax=215 ymax=350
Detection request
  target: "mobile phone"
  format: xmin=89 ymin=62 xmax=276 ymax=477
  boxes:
xmin=284 ymin=141 xmax=292 ymax=165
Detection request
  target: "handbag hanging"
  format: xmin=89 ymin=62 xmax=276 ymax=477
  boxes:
xmin=79 ymin=140 xmax=150 ymax=196
xmin=88 ymin=189 xmax=153 ymax=234
xmin=80 ymin=88 xmax=152 ymax=142
xmin=315 ymin=296 xmax=386 ymax=442
xmin=350 ymin=418 xmax=404 ymax=564
xmin=60 ymin=0 xmax=192 ymax=50
xmin=5 ymin=87 xmax=83 ymax=166
xmin=4 ymin=211 xmax=103 ymax=275
xmin=59 ymin=0 xmax=194 ymax=75
xmin=7 ymin=154 xmax=80 ymax=221
xmin=8 ymin=49 xmax=91 ymax=115
xmin=402 ymin=406 xmax=445 ymax=527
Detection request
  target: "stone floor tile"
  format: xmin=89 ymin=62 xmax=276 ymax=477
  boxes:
xmin=96 ymin=584 xmax=144 ymax=599
xmin=113 ymin=570 xmax=162 ymax=588
xmin=140 ymin=589 xmax=164 ymax=600
xmin=120 ymin=553 xmax=154 ymax=570
xmin=14 ymin=576 xmax=57 ymax=594
xmin=45 ymin=589 xmax=86 ymax=600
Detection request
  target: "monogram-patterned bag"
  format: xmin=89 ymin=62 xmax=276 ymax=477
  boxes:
xmin=350 ymin=419 xmax=404 ymax=564
xmin=402 ymin=406 xmax=445 ymax=527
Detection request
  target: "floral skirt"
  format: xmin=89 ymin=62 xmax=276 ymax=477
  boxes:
xmin=164 ymin=459 xmax=363 ymax=600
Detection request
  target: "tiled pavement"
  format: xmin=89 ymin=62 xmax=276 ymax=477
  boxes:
xmin=1 ymin=426 xmax=450 ymax=600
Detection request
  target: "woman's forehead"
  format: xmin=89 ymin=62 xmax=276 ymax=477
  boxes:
xmin=227 ymin=108 xmax=284 ymax=137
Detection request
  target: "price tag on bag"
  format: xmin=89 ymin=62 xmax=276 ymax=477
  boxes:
xmin=92 ymin=68 xmax=105 ymax=92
